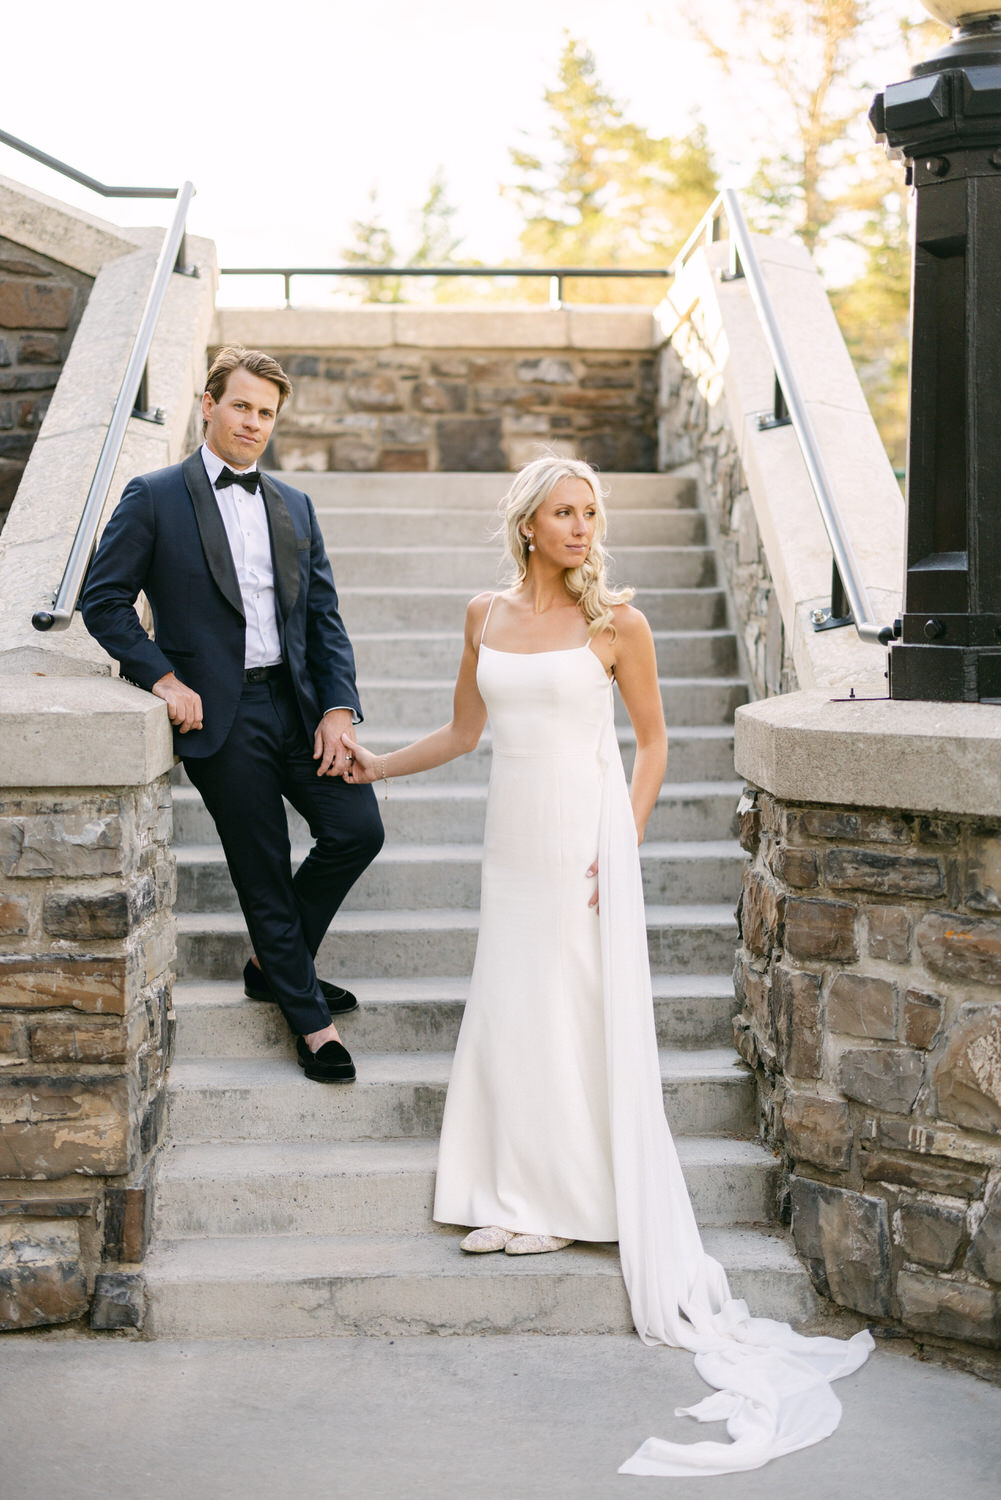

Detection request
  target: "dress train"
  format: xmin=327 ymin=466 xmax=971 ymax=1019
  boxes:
xmin=596 ymin=710 xmax=872 ymax=1476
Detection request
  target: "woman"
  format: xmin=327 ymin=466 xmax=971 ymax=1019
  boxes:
xmin=344 ymin=457 xmax=871 ymax=1477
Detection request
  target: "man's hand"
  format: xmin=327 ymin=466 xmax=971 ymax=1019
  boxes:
xmin=314 ymin=708 xmax=355 ymax=776
xmin=152 ymin=672 xmax=203 ymax=734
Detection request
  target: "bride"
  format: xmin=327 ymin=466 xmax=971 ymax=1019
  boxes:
xmin=343 ymin=456 xmax=872 ymax=1477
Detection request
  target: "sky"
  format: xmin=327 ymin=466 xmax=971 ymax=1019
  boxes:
xmin=2 ymin=0 xmax=931 ymax=304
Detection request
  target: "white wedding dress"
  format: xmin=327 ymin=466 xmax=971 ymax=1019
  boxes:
xmin=432 ymin=611 xmax=873 ymax=1477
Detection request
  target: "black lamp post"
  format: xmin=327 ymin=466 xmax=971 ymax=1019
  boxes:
xmin=871 ymin=3 xmax=1001 ymax=701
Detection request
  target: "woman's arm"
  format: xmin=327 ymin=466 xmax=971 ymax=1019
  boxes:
xmin=608 ymin=606 xmax=668 ymax=843
xmin=343 ymin=594 xmax=491 ymax=784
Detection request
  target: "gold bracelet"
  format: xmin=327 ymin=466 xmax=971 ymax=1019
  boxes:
xmin=381 ymin=756 xmax=390 ymax=800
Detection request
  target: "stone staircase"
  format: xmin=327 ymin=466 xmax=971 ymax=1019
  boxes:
xmin=144 ymin=471 xmax=826 ymax=1338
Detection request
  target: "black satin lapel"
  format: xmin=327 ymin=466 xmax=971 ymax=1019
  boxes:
xmin=260 ymin=474 xmax=300 ymax=619
xmin=181 ymin=451 xmax=245 ymax=619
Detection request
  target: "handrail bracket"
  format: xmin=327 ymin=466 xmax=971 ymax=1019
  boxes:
xmin=757 ymin=377 xmax=792 ymax=432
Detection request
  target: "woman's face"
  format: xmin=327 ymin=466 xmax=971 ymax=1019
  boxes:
xmin=524 ymin=478 xmax=598 ymax=570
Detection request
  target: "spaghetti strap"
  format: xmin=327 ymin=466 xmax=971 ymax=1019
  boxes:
xmin=478 ymin=592 xmax=499 ymax=651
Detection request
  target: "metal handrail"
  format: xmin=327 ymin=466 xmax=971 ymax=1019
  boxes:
xmin=0 ymin=127 xmax=178 ymax=198
xmin=31 ymin=181 xmax=197 ymax=631
xmin=221 ymin=264 xmax=671 ymax=310
xmin=670 ymin=189 xmax=893 ymax=647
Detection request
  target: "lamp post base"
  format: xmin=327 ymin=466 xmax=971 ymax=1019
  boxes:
xmin=889 ymin=641 xmax=1001 ymax=702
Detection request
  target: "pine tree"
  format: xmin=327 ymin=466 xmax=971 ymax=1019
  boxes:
xmin=342 ymin=172 xmax=467 ymax=304
xmin=505 ymin=34 xmax=717 ymax=303
xmin=341 ymin=191 xmax=403 ymax=304
xmin=688 ymin=2 xmax=948 ymax=470
xmin=411 ymin=168 xmax=463 ymax=268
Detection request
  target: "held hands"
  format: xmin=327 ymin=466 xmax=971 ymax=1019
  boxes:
xmin=152 ymin=673 xmax=203 ymax=734
xmin=314 ymin=708 xmax=355 ymax=777
xmin=340 ymin=731 xmax=379 ymax=785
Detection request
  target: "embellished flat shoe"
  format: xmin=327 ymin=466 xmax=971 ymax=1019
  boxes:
xmin=459 ymin=1226 xmax=517 ymax=1253
xmin=504 ymin=1234 xmax=574 ymax=1255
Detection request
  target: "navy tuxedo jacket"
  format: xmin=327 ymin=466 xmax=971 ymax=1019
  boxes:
xmin=81 ymin=451 xmax=362 ymax=758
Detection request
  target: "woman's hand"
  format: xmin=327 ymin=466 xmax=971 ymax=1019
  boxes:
xmin=341 ymin=732 xmax=379 ymax=785
xmin=587 ymin=856 xmax=599 ymax=914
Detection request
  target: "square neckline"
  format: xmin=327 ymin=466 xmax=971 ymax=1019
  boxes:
xmin=477 ymin=594 xmax=613 ymax=678
xmin=478 ymin=641 xmax=613 ymax=681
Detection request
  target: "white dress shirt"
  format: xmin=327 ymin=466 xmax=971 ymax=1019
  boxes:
xmin=201 ymin=444 xmax=281 ymax=669
xmin=200 ymin=444 xmax=356 ymax=721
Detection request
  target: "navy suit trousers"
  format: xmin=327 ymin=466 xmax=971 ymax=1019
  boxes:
xmin=184 ymin=672 xmax=384 ymax=1035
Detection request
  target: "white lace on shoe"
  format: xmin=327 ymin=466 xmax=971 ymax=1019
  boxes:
xmin=459 ymin=1226 xmax=517 ymax=1253
xmin=504 ymin=1234 xmax=575 ymax=1255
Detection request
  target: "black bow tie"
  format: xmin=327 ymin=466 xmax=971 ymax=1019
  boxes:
xmin=215 ymin=466 xmax=260 ymax=493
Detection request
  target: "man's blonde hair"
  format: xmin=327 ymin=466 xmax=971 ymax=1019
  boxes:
xmin=203 ymin=346 xmax=292 ymax=433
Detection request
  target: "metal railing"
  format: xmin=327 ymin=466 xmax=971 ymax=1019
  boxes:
xmin=668 ymin=189 xmax=894 ymax=648
xmin=8 ymin=123 xmax=890 ymax=646
xmin=0 ymin=128 xmax=178 ymax=199
xmin=220 ymin=264 xmax=671 ymax=310
xmin=0 ymin=130 xmax=199 ymax=632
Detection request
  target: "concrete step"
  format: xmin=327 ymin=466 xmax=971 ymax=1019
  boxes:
xmin=351 ymin=678 xmax=748 ymax=730
xmin=175 ymin=839 xmax=746 ymax=914
xmin=338 ymin=585 xmax=728 ymax=634
xmin=155 ymin=1136 xmax=778 ymax=1239
xmin=171 ymin=724 xmax=737 ymax=788
xmin=175 ymin=903 xmax=739 ymax=983
xmin=171 ymin=782 xmax=742 ymax=848
xmin=172 ymin=974 xmax=739 ymax=1057
xmin=318 ymin=507 xmax=707 ymax=549
xmin=349 ymin=629 xmax=737 ymax=680
xmin=339 ymin=585 xmax=729 ymax=633
xmin=277 ymin=471 xmax=698 ymax=512
xmin=329 ymin=545 xmax=716 ymax=590
xmin=143 ymin=1226 xmax=824 ymax=1340
xmin=165 ymin=1049 xmax=755 ymax=1144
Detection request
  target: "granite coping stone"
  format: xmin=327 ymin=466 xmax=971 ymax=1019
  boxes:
xmin=736 ymin=689 xmax=1001 ymax=817
xmin=0 ymin=675 xmax=173 ymax=787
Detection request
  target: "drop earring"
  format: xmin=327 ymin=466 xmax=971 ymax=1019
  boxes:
xmin=526 ymin=533 xmax=535 ymax=552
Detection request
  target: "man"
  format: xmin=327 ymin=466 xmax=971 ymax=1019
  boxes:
xmin=82 ymin=346 xmax=383 ymax=1082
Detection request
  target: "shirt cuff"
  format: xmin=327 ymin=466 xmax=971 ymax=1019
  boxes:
xmin=323 ymin=705 xmax=362 ymax=724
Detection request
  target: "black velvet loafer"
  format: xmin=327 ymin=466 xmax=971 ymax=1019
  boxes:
xmin=295 ymin=1034 xmax=356 ymax=1083
xmin=243 ymin=960 xmax=358 ymax=1014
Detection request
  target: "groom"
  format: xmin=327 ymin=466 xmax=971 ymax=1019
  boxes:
xmin=82 ymin=346 xmax=383 ymax=1082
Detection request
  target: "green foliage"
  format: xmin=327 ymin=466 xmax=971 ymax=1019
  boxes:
xmin=342 ymin=172 xmax=466 ymax=303
xmin=830 ymin=160 xmax=912 ymax=470
xmin=341 ymin=191 xmax=404 ymax=303
xmin=411 ymin=168 xmax=463 ymax=268
xmin=688 ymin=0 xmax=876 ymax=255
xmin=504 ymin=34 xmax=717 ymax=302
xmin=688 ymin=1 xmax=948 ymax=470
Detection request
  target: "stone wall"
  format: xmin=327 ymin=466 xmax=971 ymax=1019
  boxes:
xmin=658 ymin=338 xmax=796 ymax=699
xmin=211 ymin=307 xmax=660 ymax=474
xmin=0 ymin=235 xmax=91 ymax=531
xmin=251 ymin=348 xmax=656 ymax=474
xmin=657 ymin=237 xmax=901 ymax=698
xmin=0 ymin=778 xmax=175 ymax=1331
xmin=0 ymin=680 xmax=176 ymax=1332
xmin=734 ymin=784 xmax=1001 ymax=1369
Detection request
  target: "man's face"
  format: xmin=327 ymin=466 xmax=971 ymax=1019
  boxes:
xmin=202 ymin=367 xmax=281 ymax=469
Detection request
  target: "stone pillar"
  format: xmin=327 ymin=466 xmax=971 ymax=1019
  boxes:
xmin=734 ymin=692 xmax=1001 ymax=1363
xmin=0 ymin=677 xmax=174 ymax=1331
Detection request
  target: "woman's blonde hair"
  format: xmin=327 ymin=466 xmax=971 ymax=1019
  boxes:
xmin=499 ymin=455 xmax=634 ymax=637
